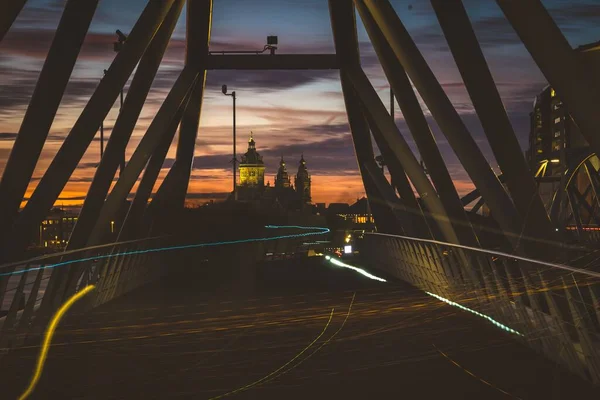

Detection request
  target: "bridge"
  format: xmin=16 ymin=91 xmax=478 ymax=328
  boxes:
xmin=1 ymin=0 xmax=600 ymax=398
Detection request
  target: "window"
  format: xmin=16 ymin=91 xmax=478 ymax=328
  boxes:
xmin=554 ymin=131 xmax=561 ymax=138
xmin=554 ymin=117 xmax=561 ymax=124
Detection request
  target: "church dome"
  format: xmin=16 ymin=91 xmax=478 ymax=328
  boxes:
xmin=240 ymin=132 xmax=264 ymax=165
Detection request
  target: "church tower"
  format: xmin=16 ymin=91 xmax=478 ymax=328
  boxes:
xmin=239 ymin=132 xmax=265 ymax=187
xmin=274 ymin=156 xmax=291 ymax=189
xmin=295 ymin=155 xmax=311 ymax=203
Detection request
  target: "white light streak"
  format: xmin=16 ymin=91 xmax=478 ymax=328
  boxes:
xmin=325 ymin=256 xmax=387 ymax=282
xmin=426 ymin=291 xmax=523 ymax=336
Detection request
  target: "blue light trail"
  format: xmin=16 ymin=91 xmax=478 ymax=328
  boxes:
xmin=1 ymin=226 xmax=330 ymax=278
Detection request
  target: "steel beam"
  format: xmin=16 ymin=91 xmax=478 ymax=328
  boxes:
xmin=364 ymin=161 xmax=410 ymax=235
xmin=86 ymin=67 xmax=199 ymax=247
xmin=165 ymin=0 xmax=213 ymax=208
xmin=9 ymin=0 xmax=175 ymax=258
xmin=66 ymin=0 xmax=184 ymax=251
xmin=497 ymin=0 xmax=600 ymax=165
xmin=364 ymin=112 xmax=429 ymax=237
xmin=119 ymin=93 xmax=189 ymax=240
xmin=328 ymin=0 xmax=402 ymax=235
xmin=356 ymin=0 xmax=477 ymax=246
xmin=360 ymin=0 xmax=524 ymax=250
xmin=0 ymin=0 xmax=27 ymax=43
xmin=431 ymin=0 xmax=555 ymax=244
xmin=0 ymin=0 xmax=98 ymax=251
xmin=346 ymin=66 xmax=459 ymax=244
xmin=206 ymin=54 xmax=338 ymax=70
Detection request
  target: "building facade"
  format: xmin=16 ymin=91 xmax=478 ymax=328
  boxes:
xmin=239 ymin=132 xmax=265 ymax=188
xmin=236 ymin=133 xmax=313 ymax=209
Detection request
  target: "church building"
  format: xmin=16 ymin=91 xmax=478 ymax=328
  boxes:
xmin=235 ymin=132 xmax=312 ymax=210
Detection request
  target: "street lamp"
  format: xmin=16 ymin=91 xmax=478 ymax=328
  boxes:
xmin=222 ymin=84 xmax=237 ymax=201
xmin=114 ymin=30 xmax=127 ymax=175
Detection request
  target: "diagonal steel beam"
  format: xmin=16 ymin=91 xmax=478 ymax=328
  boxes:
xmin=8 ymin=0 xmax=176 ymax=259
xmin=345 ymin=66 xmax=459 ymax=244
xmin=496 ymin=0 xmax=600 ymax=166
xmin=364 ymin=112 xmax=429 ymax=237
xmin=119 ymin=91 xmax=190 ymax=240
xmin=431 ymin=0 xmax=555 ymax=244
xmin=360 ymin=0 xmax=524 ymax=251
xmin=328 ymin=0 xmax=404 ymax=235
xmin=0 ymin=0 xmax=99 ymax=251
xmin=356 ymin=0 xmax=477 ymax=246
xmin=66 ymin=0 xmax=185 ymax=251
xmin=165 ymin=0 xmax=213 ymax=209
xmin=86 ymin=68 xmax=199 ymax=247
xmin=0 ymin=0 xmax=27 ymax=43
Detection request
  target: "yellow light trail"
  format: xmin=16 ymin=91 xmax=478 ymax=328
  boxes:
xmin=259 ymin=293 xmax=356 ymax=387
xmin=208 ymin=308 xmax=335 ymax=400
xmin=18 ymin=285 xmax=96 ymax=400
xmin=433 ymin=343 xmax=522 ymax=399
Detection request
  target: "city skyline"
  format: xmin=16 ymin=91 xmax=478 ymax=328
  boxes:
xmin=1 ymin=0 xmax=600 ymax=206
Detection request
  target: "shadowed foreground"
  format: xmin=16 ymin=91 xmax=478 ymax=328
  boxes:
xmin=2 ymin=257 xmax=599 ymax=399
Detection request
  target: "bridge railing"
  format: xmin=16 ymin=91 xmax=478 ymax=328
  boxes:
xmin=360 ymin=232 xmax=600 ymax=385
xmin=0 ymin=225 xmax=325 ymax=357
xmin=0 ymin=234 xmax=179 ymax=355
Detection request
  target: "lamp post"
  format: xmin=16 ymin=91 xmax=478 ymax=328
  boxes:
xmin=114 ymin=30 xmax=127 ymax=175
xmin=222 ymin=84 xmax=237 ymax=201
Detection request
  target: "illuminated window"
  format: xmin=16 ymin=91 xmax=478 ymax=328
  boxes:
xmin=554 ymin=117 xmax=561 ymax=124
xmin=551 ymin=88 xmax=556 ymax=97
xmin=554 ymin=131 xmax=561 ymax=138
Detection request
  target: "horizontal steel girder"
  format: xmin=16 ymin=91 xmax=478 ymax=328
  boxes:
xmin=205 ymin=54 xmax=338 ymax=70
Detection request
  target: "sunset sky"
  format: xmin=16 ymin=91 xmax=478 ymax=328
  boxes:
xmin=1 ymin=0 xmax=600 ymax=207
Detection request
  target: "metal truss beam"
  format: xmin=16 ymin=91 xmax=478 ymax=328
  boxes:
xmin=356 ymin=0 xmax=476 ymax=246
xmin=360 ymin=0 xmax=525 ymax=251
xmin=86 ymin=67 xmax=199 ymax=247
xmin=497 ymin=0 xmax=600 ymax=165
xmin=346 ymin=66 xmax=459 ymax=243
xmin=206 ymin=54 xmax=338 ymax=70
xmin=0 ymin=0 xmax=98 ymax=253
xmin=0 ymin=0 xmax=27 ymax=43
xmin=9 ymin=0 xmax=176 ymax=258
xmin=431 ymin=0 xmax=555 ymax=244
xmin=67 ymin=0 xmax=184 ymax=251
xmin=328 ymin=0 xmax=403 ymax=235
xmin=162 ymin=0 xmax=213 ymax=210
xmin=363 ymin=112 xmax=429 ymax=237
xmin=119 ymin=93 xmax=190 ymax=240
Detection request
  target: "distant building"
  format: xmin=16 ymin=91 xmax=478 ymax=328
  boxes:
xmin=295 ymin=155 xmax=311 ymax=203
xmin=239 ymin=132 xmax=265 ymax=188
xmin=38 ymin=208 xmax=78 ymax=249
xmin=526 ymin=86 xmax=587 ymax=171
xmin=525 ymin=85 xmax=595 ymax=209
xmin=235 ymin=132 xmax=313 ymax=210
